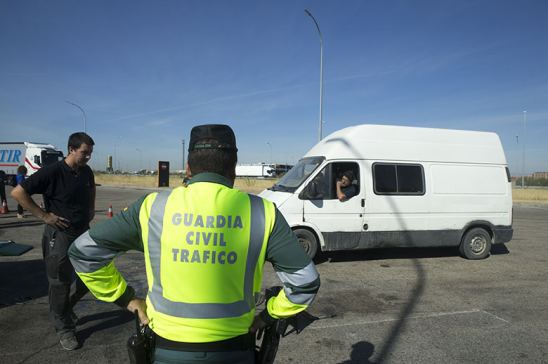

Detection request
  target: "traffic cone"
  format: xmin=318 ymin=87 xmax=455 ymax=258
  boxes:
xmin=0 ymin=200 xmax=6 ymax=214
xmin=107 ymin=205 xmax=113 ymax=218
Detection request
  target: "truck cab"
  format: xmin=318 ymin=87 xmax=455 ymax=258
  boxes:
xmin=0 ymin=142 xmax=63 ymax=184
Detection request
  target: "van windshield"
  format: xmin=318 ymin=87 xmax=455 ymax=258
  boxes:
xmin=270 ymin=156 xmax=324 ymax=193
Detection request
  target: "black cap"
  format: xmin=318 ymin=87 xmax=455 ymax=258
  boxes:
xmin=188 ymin=124 xmax=238 ymax=152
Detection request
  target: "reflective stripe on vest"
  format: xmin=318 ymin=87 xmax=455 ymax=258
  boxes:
xmin=147 ymin=191 xmax=265 ymax=319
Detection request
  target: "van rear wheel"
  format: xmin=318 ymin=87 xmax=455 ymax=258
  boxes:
xmin=459 ymin=227 xmax=491 ymax=260
xmin=293 ymin=228 xmax=318 ymax=259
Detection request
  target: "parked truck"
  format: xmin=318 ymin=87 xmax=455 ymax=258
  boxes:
xmin=236 ymin=163 xmax=293 ymax=178
xmin=236 ymin=163 xmax=276 ymax=178
xmin=260 ymin=124 xmax=513 ymax=260
xmin=0 ymin=142 xmax=63 ymax=184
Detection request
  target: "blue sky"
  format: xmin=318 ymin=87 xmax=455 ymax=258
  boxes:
xmin=1 ymin=0 xmax=547 ymax=174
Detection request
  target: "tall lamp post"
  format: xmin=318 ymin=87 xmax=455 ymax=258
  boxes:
xmin=136 ymin=148 xmax=143 ymax=172
xmin=114 ymin=145 xmax=117 ymax=174
xmin=521 ymin=110 xmax=527 ymax=188
xmin=182 ymin=139 xmax=186 ymax=175
xmin=304 ymin=9 xmax=324 ymax=142
xmin=66 ymin=100 xmax=87 ymax=132
xmin=266 ymin=142 xmax=272 ymax=165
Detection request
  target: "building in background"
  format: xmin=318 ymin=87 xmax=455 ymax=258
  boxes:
xmin=532 ymin=172 xmax=548 ymax=179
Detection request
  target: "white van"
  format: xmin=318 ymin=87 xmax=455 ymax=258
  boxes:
xmin=259 ymin=124 xmax=513 ymax=260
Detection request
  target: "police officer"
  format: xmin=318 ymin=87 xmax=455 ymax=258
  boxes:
xmin=69 ymin=124 xmax=320 ymax=363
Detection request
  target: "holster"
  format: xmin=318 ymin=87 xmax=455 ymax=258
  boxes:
xmin=127 ymin=326 xmax=155 ymax=364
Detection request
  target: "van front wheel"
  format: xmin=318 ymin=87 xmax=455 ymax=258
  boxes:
xmin=459 ymin=228 xmax=491 ymax=260
xmin=293 ymin=228 xmax=318 ymax=259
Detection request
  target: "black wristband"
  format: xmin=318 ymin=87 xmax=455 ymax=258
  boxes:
xmin=114 ymin=285 xmax=135 ymax=308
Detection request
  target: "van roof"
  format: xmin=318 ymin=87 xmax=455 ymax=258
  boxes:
xmin=303 ymin=124 xmax=507 ymax=165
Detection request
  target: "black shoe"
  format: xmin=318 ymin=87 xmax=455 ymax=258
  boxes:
xmin=59 ymin=332 xmax=80 ymax=351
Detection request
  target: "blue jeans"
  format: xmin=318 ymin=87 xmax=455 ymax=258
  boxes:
xmin=154 ymin=348 xmax=255 ymax=364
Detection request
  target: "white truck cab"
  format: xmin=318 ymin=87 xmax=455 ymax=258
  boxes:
xmin=259 ymin=124 xmax=513 ymax=260
xmin=0 ymin=142 xmax=63 ymax=184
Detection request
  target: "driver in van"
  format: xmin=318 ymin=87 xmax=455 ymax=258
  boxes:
xmin=336 ymin=170 xmax=357 ymax=202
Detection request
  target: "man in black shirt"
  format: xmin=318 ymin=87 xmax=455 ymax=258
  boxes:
xmin=11 ymin=132 xmax=95 ymax=351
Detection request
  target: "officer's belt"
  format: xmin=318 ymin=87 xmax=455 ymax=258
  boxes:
xmin=154 ymin=332 xmax=255 ymax=352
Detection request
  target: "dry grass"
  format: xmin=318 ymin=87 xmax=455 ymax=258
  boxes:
xmin=95 ymin=174 xmax=160 ymax=188
xmin=512 ymin=188 xmax=548 ymax=203
xmin=234 ymin=178 xmax=276 ymax=194
xmin=95 ymin=174 xmax=276 ymax=194
xmin=95 ymin=175 xmax=548 ymax=202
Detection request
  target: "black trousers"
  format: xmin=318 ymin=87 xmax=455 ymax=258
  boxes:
xmin=0 ymin=182 xmax=6 ymax=204
xmin=41 ymin=225 xmax=89 ymax=336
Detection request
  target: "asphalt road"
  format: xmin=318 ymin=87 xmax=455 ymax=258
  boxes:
xmin=1 ymin=186 xmax=547 ymax=363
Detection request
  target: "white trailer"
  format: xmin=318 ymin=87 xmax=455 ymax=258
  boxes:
xmin=260 ymin=124 xmax=513 ymax=260
xmin=0 ymin=142 xmax=63 ymax=183
xmin=236 ymin=163 xmax=276 ymax=178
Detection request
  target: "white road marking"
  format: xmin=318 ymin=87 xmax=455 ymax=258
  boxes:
xmin=309 ymin=308 xmax=510 ymax=330
xmin=481 ymin=309 xmax=511 ymax=323
xmin=517 ymin=205 xmax=548 ymax=210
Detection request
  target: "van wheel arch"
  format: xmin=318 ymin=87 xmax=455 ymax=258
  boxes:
xmin=292 ymin=227 xmax=320 ymax=259
xmin=459 ymin=226 xmax=493 ymax=260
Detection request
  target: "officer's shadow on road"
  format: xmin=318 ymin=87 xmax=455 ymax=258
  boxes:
xmin=320 ymin=137 xmax=425 ymax=364
xmin=338 ymin=341 xmax=375 ymax=364
xmin=77 ymin=309 xmax=134 ymax=344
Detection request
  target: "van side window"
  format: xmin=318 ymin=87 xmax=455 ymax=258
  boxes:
xmin=303 ymin=162 xmax=360 ymax=200
xmin=373 ymin=163 xmax=424 ymax=195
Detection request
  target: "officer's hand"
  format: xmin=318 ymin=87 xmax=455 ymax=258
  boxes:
xmin=127 ymin=298 xmax=149 ymax=325
xmin=43 ymin=212 xmax=70 ymax=230
xmin=249 ymin=315 xmax=267 ymax=334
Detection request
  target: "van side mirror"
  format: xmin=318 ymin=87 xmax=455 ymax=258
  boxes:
xmin=34 ymin=155 xmax=41 ymax=166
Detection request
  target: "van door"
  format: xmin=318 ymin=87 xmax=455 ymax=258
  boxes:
xmin=300 ymin=161 xmax=365 ymax=250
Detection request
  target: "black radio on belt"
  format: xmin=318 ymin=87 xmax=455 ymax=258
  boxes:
xmin=127 ymin=310 xmax=154 ymax=364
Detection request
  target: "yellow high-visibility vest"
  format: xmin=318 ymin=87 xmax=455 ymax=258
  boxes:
xmin=139 ymin=182 xmax=276 ymax=343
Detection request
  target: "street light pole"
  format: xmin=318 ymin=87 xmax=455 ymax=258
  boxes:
xmin=116 ymin=136 xmax=123 ymax=172
xmin=136 ymin=148 xmax=142 ymax=172
xmin=266 ymin=142 xmax=272 ymax=165
xmin=304 ymin=9 xmax=324 ymax=142
xmin=66 ymin=100 xmax=87 ymax=133
xmin=521 ymin=110 xmax=527 ymax=188
xmin=182 ymin=139 xmax=186 ymax=176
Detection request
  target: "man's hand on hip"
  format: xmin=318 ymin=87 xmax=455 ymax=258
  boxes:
xmin=42 ymin=212 xmax=70 ymax=230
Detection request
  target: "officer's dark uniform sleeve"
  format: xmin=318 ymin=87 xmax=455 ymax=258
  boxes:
xmin=68 ymin=194 xmax=147 ymax=307
xmin=260 ymin=209 xmax=320 ymax=322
